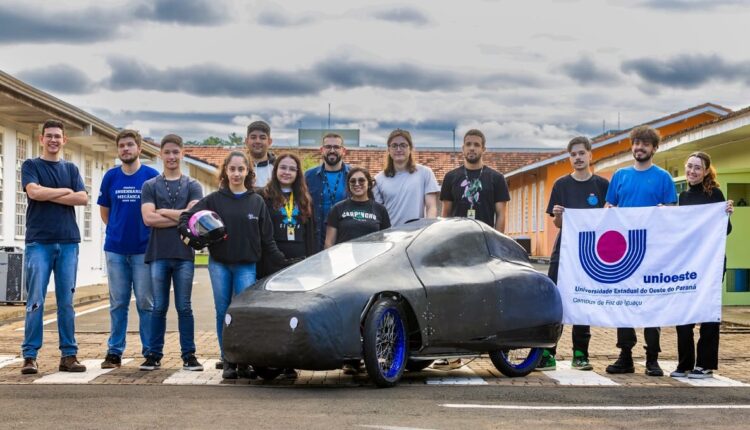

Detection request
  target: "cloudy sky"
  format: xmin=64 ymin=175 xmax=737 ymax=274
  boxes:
xmin=2 ymin=0 xmax=750 ymax=148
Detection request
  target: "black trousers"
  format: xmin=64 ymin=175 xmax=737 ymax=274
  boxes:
xmin=616 ymin=327 xmax=661 ymax=356
xmin=675 ymin=323 xmax=720 ymax=371
xmin=548 ymin=262 xmax=591 ymax=357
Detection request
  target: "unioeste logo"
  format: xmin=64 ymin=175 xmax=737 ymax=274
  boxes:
xmin=578 ymin=229 xmax=646 ymax=284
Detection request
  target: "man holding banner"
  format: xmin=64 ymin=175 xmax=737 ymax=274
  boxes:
xmin=539 ymin=136 xmax=609 ymax=372
xmin=601 ymin=125 xmax=677 ymax=377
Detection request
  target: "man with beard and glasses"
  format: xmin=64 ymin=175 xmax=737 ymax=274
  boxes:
xmin=97 ymin=129 xmax=159 ymax=369
xmin=305 ymin=132 xmax=351 ymax=249
xmin=604 ymin=125 xmax=677 ymax=377
xmin=440 ymin=129 xmax=510 ymax=232
xmin=245 ymin=120 xmax=275 ymax=188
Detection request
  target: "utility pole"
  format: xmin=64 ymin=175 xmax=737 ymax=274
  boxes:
xmin=452 ymin=128 xmax=456 ymax=153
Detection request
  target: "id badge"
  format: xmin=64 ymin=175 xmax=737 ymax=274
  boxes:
xmin=467 ymin=209 xmax=476 ymax=219
xmin=287 ymin=226 xmax=296 ymax=241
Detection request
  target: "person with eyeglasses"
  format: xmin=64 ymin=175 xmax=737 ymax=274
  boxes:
xmin=325 ymin=167 xmax=391 ymax=247
xmin=305 ymin=132 xmax=351 ymax=249
xmin=374 ymin=129 xmax=440 ymax=226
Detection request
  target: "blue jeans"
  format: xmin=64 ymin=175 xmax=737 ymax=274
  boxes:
xmin=149 ymin=259 xmax=196 ymax=360
xmin=208 ymin=257 xmax=256 ymax=358
xmin=21 ymin=243 xmax=79 ymax=359
xmin=105 ymin=252 xmax=153 ymax=358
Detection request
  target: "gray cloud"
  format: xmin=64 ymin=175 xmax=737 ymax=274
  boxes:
xmin=0 ymin=0 xmax=227 ymax=44
xmin=0 ymin=5 xmax=117 ymax=43
xmin=255 ymin=6 xmax=317 ymax=27
xmin=621 ymin=54 xmax=750 ymax=89
xmin=104 ymin=58 xmax=321 ymax=96
xmin=637 ymin=0 xmax=746 ymax=11
xmin=371 ymin=6 xmax=430 ymax=25
xmin=134 ymin=0 xmax=229 ymax=25
xmin=561 ymin=57 xmax=622 ymax=85
xmin=17 ymin=64 xmax=98 ymax=94
xmin=96 ymin=56 xmax=542 ymax=97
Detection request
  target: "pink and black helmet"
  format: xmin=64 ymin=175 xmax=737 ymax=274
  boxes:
xmin=188 ymin=210 xmax=227 ymax=243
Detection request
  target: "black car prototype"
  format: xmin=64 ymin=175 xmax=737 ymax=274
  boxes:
xmin=223 ymin=218 xmax=562 ymax=387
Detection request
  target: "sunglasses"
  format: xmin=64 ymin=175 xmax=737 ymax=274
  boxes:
xmin=349 ymin=178 xmax=367 ymax=185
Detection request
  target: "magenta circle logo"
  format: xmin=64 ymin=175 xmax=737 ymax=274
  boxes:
xmin=596 ymin=230 xmax=627 ymax=263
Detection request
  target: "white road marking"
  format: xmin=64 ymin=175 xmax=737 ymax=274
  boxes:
xmin=425 ymin=366 xmax=488 ymax=385
xmin=16 ymin=298 xmax=134 ymax=331
xmin=660 ymin=360 xmax=748 ymax=387
xmin=545 ymin=360 xmax=619 ymax=386
xmin=163 ymin=359 xmax=223 ymax=385
xmin=0 ymin=355 xmax=22 ymax=368
xmin=358 ymin=426 xmax=437 ymax=430
xmin=441 ymin=404 xmax=750 ymax=411
xmin=33 ymin=359 xmax=133 ymax=384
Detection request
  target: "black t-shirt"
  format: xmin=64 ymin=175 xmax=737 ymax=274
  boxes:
xmin=327 ymin=198 xmax=391 ymax=244
xmin=440 ymin=166 xmax=510 ymax=227
xmin=546 ymin=174 xmax=609 ymax=263
xmin=267 ymin=192 xmax=308 ymax=259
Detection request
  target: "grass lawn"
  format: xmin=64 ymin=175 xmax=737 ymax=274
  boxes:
xmin=195 ymin=253 xmax=208 ymax=266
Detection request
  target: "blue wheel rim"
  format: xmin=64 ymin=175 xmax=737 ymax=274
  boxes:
xmin=376 ymin=308 xmax=406 ymax=379
xmin=502 ymin=348 xmax=542 ymax=370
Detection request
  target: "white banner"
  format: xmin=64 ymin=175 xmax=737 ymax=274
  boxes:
xmin=558 ymin=202 xmax=728 ymax=328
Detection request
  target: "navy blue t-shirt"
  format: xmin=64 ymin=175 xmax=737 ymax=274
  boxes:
xmin=21 ymin=157 xmax=86 ymax=244
xmin=98 ymin=165 xmax=159 ymax=255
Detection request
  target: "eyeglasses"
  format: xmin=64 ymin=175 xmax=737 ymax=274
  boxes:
xmin=323 ymin=144 xmax=342 ymax=151
xmin=389 ymin=143 xmax=409 ymax=150
xmin=349 ymin=178 xmax=367 ymax=185
xmin=278 ymin=165 xmax=298 ymax=172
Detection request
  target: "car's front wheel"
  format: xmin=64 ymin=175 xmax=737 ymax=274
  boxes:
xmin=489 ymin=348 xmax=543 ymax=377
xmin=363 ymin=297 xmax=408 ymax=388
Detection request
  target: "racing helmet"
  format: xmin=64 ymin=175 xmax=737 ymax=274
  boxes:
xmin=188 ymin=210 xmax=227 ymax=243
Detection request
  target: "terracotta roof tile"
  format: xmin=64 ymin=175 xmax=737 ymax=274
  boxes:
xmin=183 ymin=146 xmax=559 ymax=183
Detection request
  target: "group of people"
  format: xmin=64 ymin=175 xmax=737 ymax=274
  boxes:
xmin=540 ymin=126 xmax=733 ymax=380
xmin=17 ymin=118 xmax=732 ymax=381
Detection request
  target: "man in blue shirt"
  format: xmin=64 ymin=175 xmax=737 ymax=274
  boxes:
xmin=98 ymin=129 xmax=159 ymax=369
xmin=604 ymin=125 xmax=677 ymax=377
xmin=20 ymin=119 xmax=89 ymax=375
xmin=305 ymin=133 xmax=350 ymax=249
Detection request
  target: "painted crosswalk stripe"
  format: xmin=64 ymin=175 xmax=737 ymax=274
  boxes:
xmin=0 ymin=355 xmax=22 ymax=368
xmin=15 ymin=303 xmax=112 ymax=331
xmin=441 ymin=404 xmax=750 ymax=411
xmin=33 ymin=359 xmax=133 ymax=384
xmin=163 ymin=359 xmax=223 ymax=385
xmin=658 ymin=360 xmax=748 ymax=387
xmin=425 ymin=365 xmax=488 ymax=385
xmin=544 ymin=360 xmax=619 ymax=386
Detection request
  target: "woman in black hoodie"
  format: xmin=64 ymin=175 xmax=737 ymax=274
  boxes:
xmin=179 ymin=151 xmax=287 ymax=379
xmin=671 ymin=151 xmax=734 ymax=380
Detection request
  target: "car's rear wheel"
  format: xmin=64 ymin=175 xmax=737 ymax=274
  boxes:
xmin=489 ymin=348 xmax=543 ymax=377
xmin=405 ymin=359 xmax=433 ymax=372
xmin=363 ymin=298 xmax=408 ymax=388
xmin=254 ymin=366 xmax=282 ymax=380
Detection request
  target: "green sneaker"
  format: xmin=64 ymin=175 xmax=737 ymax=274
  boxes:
xmin=535 ymin=350 xmax=556 ymax=371
xmin=571 ymin=350 xmax=593 ymax=371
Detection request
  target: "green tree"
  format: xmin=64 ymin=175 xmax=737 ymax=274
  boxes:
xmin=227 ymin=132 xmax=243 ymax=146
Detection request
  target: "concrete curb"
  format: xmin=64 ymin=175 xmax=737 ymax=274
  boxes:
xmin=0 ymin=284 xmax=109 ymax=323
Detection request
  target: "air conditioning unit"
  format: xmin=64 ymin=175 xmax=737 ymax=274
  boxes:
xmin=0 ymin=247 xmax=25 ymax=304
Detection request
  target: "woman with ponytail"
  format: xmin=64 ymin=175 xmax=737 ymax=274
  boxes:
xmin=671 ymin=152 xmax=734 ymax=380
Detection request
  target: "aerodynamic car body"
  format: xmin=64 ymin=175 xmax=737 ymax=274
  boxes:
xmin=223 ymin=217 xmax=563 ymax=387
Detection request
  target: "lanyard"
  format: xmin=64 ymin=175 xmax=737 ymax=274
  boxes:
xmin=322 ymin=170 xmax=342 ymax=207
xmin=162 ymin=174 xmax=183 ymax=209
xmin=284 ymin=191 xmax=295 ymax=224
xmin=463 ymin=166 xmax=483 ymax=209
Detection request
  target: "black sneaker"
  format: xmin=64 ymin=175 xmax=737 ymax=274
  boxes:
xmin=101 ymin=353 xmax=122 ymax=369
xmin=645 ymin=360 xmax=664 ymax=377
xmin=215 ymin=361 xmax=224 ymax=370
xmin=183 ymin=354 xmax=204 ymax=371
xmin=139 ymin=356 xmax=161 ymax=371
xmin=222 ymin=361 xmax=238 ymax=380
xmin=237 ymin=364 xmax=257 ymax=379
xmin=605 ymin=351 xmax=634 ymax=374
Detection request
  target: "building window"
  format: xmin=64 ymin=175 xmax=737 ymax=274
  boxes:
xmin=15 ymin=135 xmax=28 ymax=238
xmin=538 ymin=180 xmax=545 ymax=233
xmin=83 ymin=158 xmax=92 ymax=240
xmin=531 ymin=183 xmax=537 ymax=232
